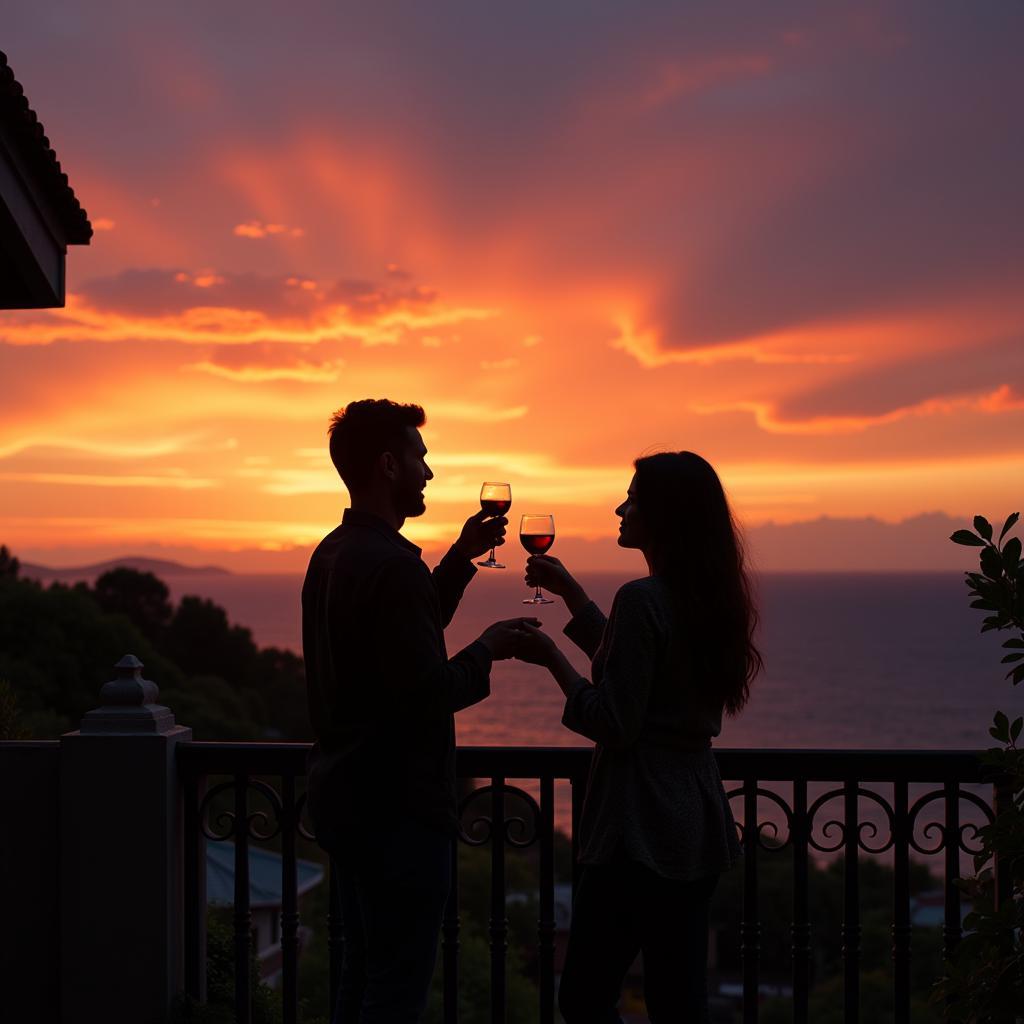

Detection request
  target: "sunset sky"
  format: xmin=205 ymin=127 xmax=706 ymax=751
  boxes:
xmin=3 ymin=2 xmax=1022 ymax=573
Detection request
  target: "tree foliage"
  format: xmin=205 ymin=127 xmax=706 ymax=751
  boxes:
xmin=94 ymin=567 xmax=173 ymax=643
xmin=937 ymin=513 xmax=1024 ymax=1020
xmin=0 ymin=678 xmax=29 ymax=740
xmin=0 ymin=544 xmax=19 ymax=579
xmin=0 ymin=553 xmax=308 ymax=741
xmin=171 ymin=910 xmax=283 ymax=1024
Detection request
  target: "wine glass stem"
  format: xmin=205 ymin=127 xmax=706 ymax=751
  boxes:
xmin=534 ymin=585 xmax=543 ymax=601
xmin=489 ymin=546 xmax=496 ymax=561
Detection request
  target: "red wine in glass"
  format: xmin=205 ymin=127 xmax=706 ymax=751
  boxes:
xmin=520 ymin=533 xmax=554 ymax=555
xmin=520 ymin=514 xmax=555 ymax=604
xmin=477 ymin=482 xmax=511 ymax=568
xmin=481 ymin=498 xmax=512 ymax=517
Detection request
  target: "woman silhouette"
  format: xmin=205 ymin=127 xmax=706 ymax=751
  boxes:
xmin=517 ymin=451 xmax=762 ymax=1023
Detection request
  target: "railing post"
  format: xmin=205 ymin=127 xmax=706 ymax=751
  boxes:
xmin=791 ymin=779 xmax=811 ymax=1024
xmin=489 ymin=776 xmax=508 ymax=1024
xmin=891 ymin=780 xmax=911 ymax=1024
xmin=59 ymin=655 xmax=191 ymax=1024
xmin=993 ymin=775 xmax=1014 ymax=912
xmin=741 ymin=777 xmax=760 ymax=1024
xmin=842 ymin=780 xmax=861 ymax=1024
xmin=538 ymin=775 xmax=556 ymax=1024
xmin=182 ymin=769 xmax=208 ymax=1003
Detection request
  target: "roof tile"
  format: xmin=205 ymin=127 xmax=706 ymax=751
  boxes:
xmin=0 ymin=49 xmax=92 ymax=244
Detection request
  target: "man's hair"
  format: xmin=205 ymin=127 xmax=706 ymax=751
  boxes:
xmin=328 ymin=399 xmax=426 ymax=489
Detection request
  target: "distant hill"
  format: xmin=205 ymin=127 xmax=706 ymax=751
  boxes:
xmin=20 ymin=556 xmax=232 ymax=583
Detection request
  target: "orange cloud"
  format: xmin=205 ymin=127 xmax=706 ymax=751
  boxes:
xmin=611 ymin=317 xmax=858 ymax=368
xmin=639 ymin=54 xmax=775 ymax=110
xmin=0 ymin=436 xmax=194 ymax=460
xmin=233 ymin=220 xmax=305 ymax=239
xmin=0 ymin=279 xmax=497 ymax=349
xmin=978 ymin=386 xmax=1024 ymax=413
xmin=694 ymin=385 xmax=1024 ymax=436
xmin=185 ymin=360 xmax=344 ymax=383
xmin=0 ymin=472 xmax=216 ymax=489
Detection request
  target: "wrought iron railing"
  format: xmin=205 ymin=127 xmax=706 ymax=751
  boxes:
xmin=177 ymin=744 xmax=1007 ymax=1024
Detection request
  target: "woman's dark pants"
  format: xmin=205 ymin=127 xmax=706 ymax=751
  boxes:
xmin=558 ymin=858 xmax=719 ymax=1023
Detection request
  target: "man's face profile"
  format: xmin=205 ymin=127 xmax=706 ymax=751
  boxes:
xmin=391 ymin=427 xmax=433 ymax=518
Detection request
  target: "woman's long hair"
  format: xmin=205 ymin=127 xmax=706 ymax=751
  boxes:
xmin=633 ymin=451 xmax=762 ymax=715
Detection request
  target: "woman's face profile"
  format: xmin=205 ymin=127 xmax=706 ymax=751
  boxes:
xmin=614 ymin=475 xmax=643 ymax=548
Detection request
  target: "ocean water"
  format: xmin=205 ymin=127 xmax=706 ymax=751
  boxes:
xmin=159 ymin=568 xmax=1011 ymax=752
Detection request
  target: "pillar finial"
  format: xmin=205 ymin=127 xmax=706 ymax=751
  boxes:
xmin=80 ymin=655 xmax=176 ymax=734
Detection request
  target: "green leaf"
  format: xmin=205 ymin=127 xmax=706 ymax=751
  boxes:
xmin=1000 ymin=653 xmax=1024 ymax=663
xmin=1010 ymin=717 xmax=1022 ymax=743
xmin=998 ymin=511 xmax=1020 ymax=542
xmin=974 ymin=515 xmax=993 ymax=541
xmin=1013 ymin=664 xmax=1024 ymax=685
xmin=1002 ymin=638 xmax=1024 ymax=649
xmin=952 ymin=530 xmax=987 ymax=547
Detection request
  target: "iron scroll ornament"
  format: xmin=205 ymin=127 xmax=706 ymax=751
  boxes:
xmin=908 ymin=788 xmax=994 ymax=858
xmin=198 ymin=777 xmax=285 ymax=843
xmin=457 ymin=783 xmax=543 ymax=848
xmin=723 ymin=784 xmax=995 ymax=858
xmin=725 ymin=785 xmax=795 ymax=851
xmin=804 ymin=786 xmax=897 ymax=855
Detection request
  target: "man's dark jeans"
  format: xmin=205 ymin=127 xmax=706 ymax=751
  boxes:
xmin=558 ymin=857 xmax=720 ymax=1024
xmin=320 ymin=817 xmax=452 ymax=1024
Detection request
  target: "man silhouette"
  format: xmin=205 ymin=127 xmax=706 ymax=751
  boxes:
xmin=303 ymin=398 xmax=533 ymax=1023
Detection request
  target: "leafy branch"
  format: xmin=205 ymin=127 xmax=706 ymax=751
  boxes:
xmin=938 ymin=512 xmax=1024 ymax=1022
xmin=952 ymin=512 xmax=1024 ymax=685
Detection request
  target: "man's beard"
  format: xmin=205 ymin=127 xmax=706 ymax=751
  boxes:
xmin=396 ymin=479 xmax=426 ymax=518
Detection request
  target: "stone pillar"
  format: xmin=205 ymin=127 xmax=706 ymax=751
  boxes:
xmin=60 ymin=655 xmax=191 ymax=1024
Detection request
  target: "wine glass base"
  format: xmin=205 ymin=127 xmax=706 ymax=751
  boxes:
xmin=477 ymin=559 xmax=505 ymax=569
xmin=522 ymin=596 xmax=554 ymax=604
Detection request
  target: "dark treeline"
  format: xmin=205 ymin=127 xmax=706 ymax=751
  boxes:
xmin=0 ymin=545 xmax=307 ymax=741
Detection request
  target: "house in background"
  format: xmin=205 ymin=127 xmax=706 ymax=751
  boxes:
xmin=0 ymin=49 xmax=91 ymax=310
xmin=206 ymin=842 xmax=325 ymax=986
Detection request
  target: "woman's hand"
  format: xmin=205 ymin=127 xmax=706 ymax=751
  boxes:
xmin=477 ymin=617 xmax=541 ymax=660
xmin=512 ymin=621 xmax=560 ymax=667
xmin=515 ymin=622 xmax=587 ymax=699
xmin=525 ymin=555 xmax=590 ymax=613
xmin=525 ymin=555 xmax=575 ymax=596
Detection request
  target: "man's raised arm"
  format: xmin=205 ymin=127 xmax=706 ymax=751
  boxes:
xmin=432 ymin=509 xmax=508 ymax=626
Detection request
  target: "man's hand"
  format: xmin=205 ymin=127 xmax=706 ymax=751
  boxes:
xmin=477 ymin=617 xmax=541 ymax=660
xmin=454 ymin=508 xmax=508 ymax=561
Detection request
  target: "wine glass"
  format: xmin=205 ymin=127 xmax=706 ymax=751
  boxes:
xmin=477 ymin=482 xmax=512 ymax=568
xmin=520 ymin=514 xmax=555 ymax=604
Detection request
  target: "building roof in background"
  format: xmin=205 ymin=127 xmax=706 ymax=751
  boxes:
xmin=0 ymin=50 xmax=91 ymax=244
xmin=206 ymin=842 xmax=325 ymax=909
